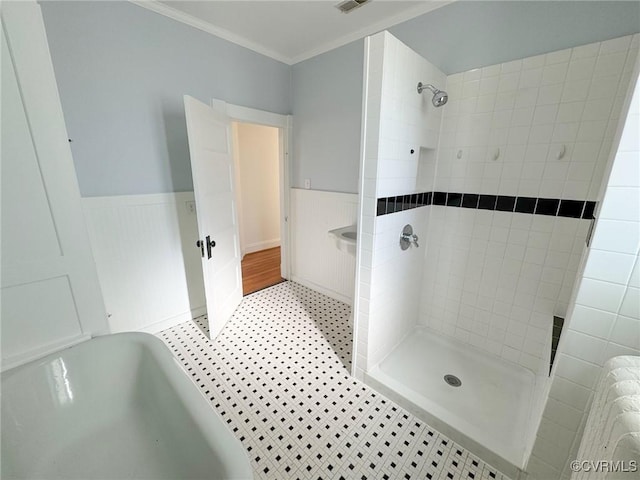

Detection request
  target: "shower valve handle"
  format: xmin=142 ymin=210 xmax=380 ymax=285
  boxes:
xmin=401 ymin=232 xmax=419 ymax=247
xmin=400 ymin=225 xmax=419 ymax=250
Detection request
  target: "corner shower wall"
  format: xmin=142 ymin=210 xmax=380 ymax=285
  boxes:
xmin=418 ymin=35 xmax=639 ymax=442
xmin=420 ymin=34 xmax=638 ymax=379
xmin=354 ymin=31 xmax=445 ymax=379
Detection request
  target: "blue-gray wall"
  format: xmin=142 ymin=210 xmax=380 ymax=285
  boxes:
xmin=291 ymin=41 xmax=364 ymax=193
xmin=40 ymin=1 xmax=291 ymax=197
xmin=41 ymin=1 xmax=639 ymax=196
xmin=390 ymin=1 xmax=640 ymax=75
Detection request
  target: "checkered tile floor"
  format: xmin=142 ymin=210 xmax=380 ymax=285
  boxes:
xmin=158 ymin=281 xmax=508 ymax=480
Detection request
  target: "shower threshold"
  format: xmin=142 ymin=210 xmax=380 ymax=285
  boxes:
xmin=366 ymin=326 xmax=536 ymax=478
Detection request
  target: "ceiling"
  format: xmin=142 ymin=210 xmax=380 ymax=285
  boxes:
xmin=134 ymin=1 xmax=451 ymax=64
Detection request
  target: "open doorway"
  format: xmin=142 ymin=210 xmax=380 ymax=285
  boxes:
xmin=231 ymin=121 xmax=285 ymax=295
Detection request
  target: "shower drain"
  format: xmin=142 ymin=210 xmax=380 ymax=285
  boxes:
xmin=444 ymin=374 xmax=462 ymax=387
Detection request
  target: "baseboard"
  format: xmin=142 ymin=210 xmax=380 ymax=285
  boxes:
xmin=242 ymin=239 xmax=280 ymax=256
xmin=291 ymin=276 xmax=353 ymax=306
xmin=191 ymin=306 xmax=207 ymax=318
xmin=139 ymin=310 xmax=201 ymax=334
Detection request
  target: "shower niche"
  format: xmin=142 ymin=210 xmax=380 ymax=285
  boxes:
xmin=416 ymin=147 xmax=437 ymax=193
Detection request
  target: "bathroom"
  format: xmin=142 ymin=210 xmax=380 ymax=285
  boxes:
xmin=2 ymin=1 xmax=639 ymax=479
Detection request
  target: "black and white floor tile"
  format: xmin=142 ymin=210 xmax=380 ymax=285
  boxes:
xmin=158 ymin=281 xmax=508 ymax=480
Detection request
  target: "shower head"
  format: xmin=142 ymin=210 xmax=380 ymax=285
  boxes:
xmin=417 ymin=82 xmax=448 ymax=107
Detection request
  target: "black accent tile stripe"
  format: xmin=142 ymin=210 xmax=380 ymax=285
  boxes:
xmin=535 ymin=198 xmax=560 ymax=216
xmin=446 ymin=193 xmax=462 ymax=207
xmin=558 ymin=200 xmax=584 ymax=218
xmin=478 ymin=195 xmax=497 ymax=210
xmin=461 ymin=194 xmax=479 ymax=209
xmin=376 ymin=191 xmax=598 ymax=220
xmin=515 ymin=197 xmax=536 ymax=214
xmin=433 ymin=192 xmax=446 ymax=206
xmin=496 ymin=196 xmax=516 ymax=212
xmin=582 ymin=201 xmax=596 ymax=219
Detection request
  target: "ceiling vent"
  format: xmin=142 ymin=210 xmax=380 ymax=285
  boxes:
xmin=335 ymin=0 xmax=371 ymax=14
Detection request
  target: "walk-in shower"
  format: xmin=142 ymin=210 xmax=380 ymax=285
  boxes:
xmin=417 ymin=82 xmax=448 ymax=107
xmin=357 ymin=29 xmax=639 ymax=479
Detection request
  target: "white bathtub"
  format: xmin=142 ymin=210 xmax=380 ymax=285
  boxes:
xmin=1 ymin=332 xmax=253 ymax=479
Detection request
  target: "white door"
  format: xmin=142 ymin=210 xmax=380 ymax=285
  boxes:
xmin=1 ymin=1 xmax=109 ymax=369
xmin=184 ymin=96 xmax=242 ymax=338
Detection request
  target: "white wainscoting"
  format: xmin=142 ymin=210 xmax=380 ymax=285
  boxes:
xmin=82 ymin=193 xmax=206 ymax=333
xmin=290 ymin=188 xmax=358 ymax=304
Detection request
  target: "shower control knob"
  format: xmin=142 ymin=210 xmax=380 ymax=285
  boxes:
xmin=400 ymin=224 xmax=419 ymax=250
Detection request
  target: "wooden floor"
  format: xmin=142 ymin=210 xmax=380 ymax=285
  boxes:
xmin=241 ymin=246 xmax=284 ymax=296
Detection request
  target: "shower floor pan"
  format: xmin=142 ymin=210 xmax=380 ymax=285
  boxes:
xmin=366 ymin=326 xmax=535 ymax=477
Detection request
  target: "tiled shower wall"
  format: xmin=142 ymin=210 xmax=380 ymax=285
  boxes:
xmin=528 ymin=66 xmax=640 ymax=480
xmin=354 ymin=32 xmax=445 ymax=379
xmin=418 ymin=35 xmax=638 ymax=374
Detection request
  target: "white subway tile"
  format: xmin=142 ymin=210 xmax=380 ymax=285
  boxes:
xmin=463 ymin=67 xmax=482 ymax=82
xmin=576 ymin=120 xmax=608 ymax=143
xmin=593 ymin=52 xmax=627 ymax=78
xmin=519 ymin=67 xmax=543 ymax=89
xmin=569 ymin=304 xmax=617 ymax=339
xmin=552 ymin=122 xmax=580 ymax=143
xmin=575 ymin=277 xmax=626 ymax=312
xmin=561 ymin=79 xmax=591 ymax=103
xmin=588 ymin=74 xmax=620 ymax=101
xmin=619 ymin=288 xmax=640 ymax=319
xmin=583 ymin=249 xmax=635 ymax=284
xmin=543 ymin=397 xmax=583 ymax=431
xmin=561 ymin=329 xmax=607 ymax=364
xmin=549 ymin=376 xmax=592 ymax=411
xmin=566 ymin=57 xmax=597 ymax=82
xmin=481 ymin=64 xmax=501 ymax=78
xmin=523 ymin=54 xmax=546 ymax=70
xmin=542 ymin=63 xmax=569 ymax=85
xmin=629 ymin=258 xmax=640 ymax=288
xmin=602 ymin=340 xmax=640 ymax=362
xmin=608 ymin=151 xmax=640 ymax=186
xmin=498 ymin=72 xmax=521 ymax=93
xmin=581 ymin=98 xmax=613 ymax=121
xmin=571 ymin=42 xmax=600 ymax=60
xmin=538 ymin=83 xmax=564 ymax=105
xmin=609 ymin=314 xmax=640 ymax=349
xmin=599 ymin=36 xmax=632 ymax=55
xmin=555 ymin=353 xmax=600 ymax=388
xmin=591 ymin=219 xmax=640 ymax=254
xmin=546 ymin=49 xmax=572 ymax=65
xmin=556 ymin=102 xmax=585 ymax=123
xmin=617 ymin=110 xmax=640 ymax=152
xmin=598 ymin=186 xmax=640 ymax=222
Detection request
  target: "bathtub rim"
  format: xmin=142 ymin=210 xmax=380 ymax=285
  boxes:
xmin=1 ymin=331 xmax=254 ymax=480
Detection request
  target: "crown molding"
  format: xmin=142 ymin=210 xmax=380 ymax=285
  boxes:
xmin=289 ymin=1 xmax=453 ymax=64
xmin=129 ymin=0 xmax=293 ymax=65
xmin=129 ymin=0 xmax=453 ymax=66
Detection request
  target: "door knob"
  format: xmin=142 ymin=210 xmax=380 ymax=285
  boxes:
xmin=206 ymin=235 xmax=216 ymax=259
xmin=196 ymin=240 xmax=205 ymax=258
